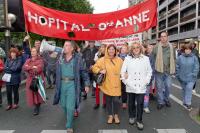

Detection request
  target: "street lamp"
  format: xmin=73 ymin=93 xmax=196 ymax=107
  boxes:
xmin=4 ymin=13 xmax=16 ymax=55
xmin=4 ymin=0 xmax=16 ymax=55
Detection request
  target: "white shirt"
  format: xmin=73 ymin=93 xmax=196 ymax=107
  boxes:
xmin=121 ymin=54 xmax=152 ymax=94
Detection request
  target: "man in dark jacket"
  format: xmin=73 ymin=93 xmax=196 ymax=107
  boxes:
xmin=82 ymin=41 xmax=98 ymax=97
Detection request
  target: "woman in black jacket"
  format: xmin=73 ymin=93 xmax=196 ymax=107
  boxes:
xmin=4 ymin=48 xmax=22 ymax=111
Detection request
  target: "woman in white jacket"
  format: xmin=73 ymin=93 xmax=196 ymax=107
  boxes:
xmin=121 ymin=42 xmax=152 ymax=130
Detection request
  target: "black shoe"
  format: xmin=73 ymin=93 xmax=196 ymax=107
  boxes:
xmin=82 ymin=94 xmax=87 ymax=100
xmin=33 ymin=104 xmax=40 ymax=116
xmin=165 ymin=101 xmax=171 ymax=107
xmin=93 ymin=104 xmax=99 ymax=109
xmin=183 ymin=104 xmax=192 ymax=111
xmin=102 ymin=104 xmax=106 ymax=109
xmin=157 ymin=104 xmax=164 ymax=110
xmin=33 ymin=107 xmax=39 ymax=116
xmin=91 ymin=93 xmax=95 ymax=98
xmin=83 ymin=95 xmax=87 ymax=100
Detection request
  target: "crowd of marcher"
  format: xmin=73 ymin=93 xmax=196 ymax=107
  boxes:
xmin=0 ymin=31 xmax=199 ymax=133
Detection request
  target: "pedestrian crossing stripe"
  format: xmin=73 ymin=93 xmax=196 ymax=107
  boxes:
xmin=156 ymin=129 xmax=187 ymax=133
xmin=98 ymin=130 xmax=128 ymax=133
xmin=41 ymin=130 xmax=67 ymax=133
xmin=0 ymin=131 xmax=15 ymax=133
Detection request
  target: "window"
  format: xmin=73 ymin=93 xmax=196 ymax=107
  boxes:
xmin=168 ymin=14 xmax=178 ymax=27
xmin=181 ymin=5 xmax=196 ymax=18
xmin=159 ymin=0 xmax=166 ymax=6
xmin=168 ymin=0 xmax=178 ymax=11
xmin=168 ymin=27 xmax=178 ymax=35
xmin=180 ymin=22 xmax=195 ymax=32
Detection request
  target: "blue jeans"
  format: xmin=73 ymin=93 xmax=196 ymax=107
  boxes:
xmin=180 ymin=81 xmax=195 ymax=105
xmin=155 ymin=72 xmax=172 ymax=105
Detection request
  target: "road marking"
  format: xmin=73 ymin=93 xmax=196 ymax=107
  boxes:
xmin=41 ymin=130 xmax=67 ymax=133
xmin=156 ymin=129 xmax=187 ymax=133
xmin=0 ymin=131 xmax=15 ymax=133
xmin=98 ymin=130 xmax=128 ymax=133
xmin=172 ymin=83 xmax=200 ymax=98
xmin=169 ymin=94 xmax=184 ymax=108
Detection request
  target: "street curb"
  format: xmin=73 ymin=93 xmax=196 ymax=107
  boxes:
xmin=1 ymin=80 xmax=26 ymax=94
xmin=189 ymin=108 xmax=200 ymax=125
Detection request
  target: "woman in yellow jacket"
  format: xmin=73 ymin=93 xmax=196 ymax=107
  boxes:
xmin=92 ymin=44 xmax=123 ymax=124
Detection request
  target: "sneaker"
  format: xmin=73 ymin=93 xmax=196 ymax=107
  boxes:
xmin=93 ymin=104 xmax=99 ymax=110
xmin=192 ymin=89 xmax=196 ymax=94
xmin=157 ymin=104 xmax=164 ymax=110
xmin=183 ymin=104 xmax=192 ymax=111
xmin=5 ymin=105 xmax=12 ymax=111
xmin=136 ymin=122 xmax=144 ymax=130
xmin=165 ymin=101 xmax=171 ymax=107
xmin=12 ymin=104 xmax=19 ymax=109
xmin=143 ymin=107 xmax=150 ymax=114
xmin=129 ymin=118 xmax=136 ymax=125
xmin=186 ymin=105 xmax=192 ymax=111
xmin=66 ymin=128 xmax=73 ymax=133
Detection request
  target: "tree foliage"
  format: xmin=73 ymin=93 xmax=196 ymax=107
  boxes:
xmin=0 ymin=0 xmax=94 ymax=48
xmin=31 ymin=0 xmax=93 ymax=13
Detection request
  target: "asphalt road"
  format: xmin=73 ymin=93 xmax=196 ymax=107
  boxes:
xmin=0 ymin=79 xmax=200 ymax=133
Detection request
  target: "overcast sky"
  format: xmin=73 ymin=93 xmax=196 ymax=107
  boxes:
xmin=89 ymin=0 xmax=128 ymax=14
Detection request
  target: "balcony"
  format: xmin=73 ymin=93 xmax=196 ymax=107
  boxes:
xmin=181 ymin=0 xmax=196 ymax=9
xmin=169 ymin=0 xmax=177 ymax=4
xmin=159 ymin=12 xmax=167 ymax=20
xmin=168 ymin=20 xmax=178 ymax=27
xmin=168 ymin=5 xmax=179 ymax=15
xmin=159 ymin=25 xmax=166 ymax=31
xmin=159 ymin=0 xmax=168 ymax=11
xmin=180 ymin=12 xmax=196 ymax=23
xmin=179 ymin=29 xmax=199 ymax=40
xmin=169 ymin=34 xmax=179 ymax=41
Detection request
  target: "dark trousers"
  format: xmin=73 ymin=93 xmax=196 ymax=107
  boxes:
xmin=6 ymin=84 xmax=19 ymax=105
xmin=128 ymin=93 xmax=145 ymax=123
xmin=105 ymin=95 xmax=120 ymax=115
xmin=121 ymin=82 xmax=127 ymax=103
xmin=47 ymin=69 xmax=56 ymax=85
xmin=89 ymin=73 xmax=95 ymax=92
xmin=0 ymin=86 xmax=2 ymax=104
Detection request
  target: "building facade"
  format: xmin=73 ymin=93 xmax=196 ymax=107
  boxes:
xmin=149 ymin=0 xmax=200 ymax=53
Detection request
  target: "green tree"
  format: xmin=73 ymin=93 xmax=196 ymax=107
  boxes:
xmin=31 ymin=0 xmax=93 ymax=13
xmin=0 ymin=0 xmax=94 ymax=47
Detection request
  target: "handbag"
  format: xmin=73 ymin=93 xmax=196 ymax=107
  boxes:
xmin=30 ymin=76 xmax=39 ymax=92
xmin=95 ymin=58 xmax=107 ymax=85
xmin=95 ymin=73 xmax=105 ymax=85
xmin=2 ymin=73 xmax=11 ymax=82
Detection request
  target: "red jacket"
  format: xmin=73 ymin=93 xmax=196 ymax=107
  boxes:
xmin=0 ymin=59 xmax=4 ymax=86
